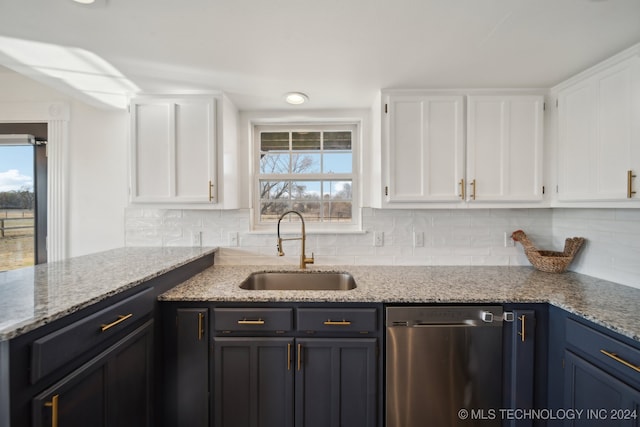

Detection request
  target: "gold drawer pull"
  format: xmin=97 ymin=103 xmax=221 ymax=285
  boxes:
xmin=458 ymin=178 xmax=465 ymax=200
xmin=518 ymin=315 xmax=526 ymax=342
xmin=237 ymin=318 xmax=265 ymax=325
xmin=287 ymin=343 xmax=291 ymax=371
xmin=297 ymin=343 xmax=302 ymax=371
xmin=470 ymin=179 xmax=477 ymax=200
xmin=100 ymin=313 xmax=133 ymax=332
xmin=323 ymin=320 xmax=351 ymax=326
xmin=198 ymin=312 xmax=205 ymax=341
xmin=600 ymin=350 xmax=640 ymax=373
xmin=44 ymin=394 xmax=59 ymax=427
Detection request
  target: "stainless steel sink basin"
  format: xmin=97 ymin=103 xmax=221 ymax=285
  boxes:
xmin=239 ymin=272 xmax=356 ymax=291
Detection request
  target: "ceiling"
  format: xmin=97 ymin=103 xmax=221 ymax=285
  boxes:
xmin=1 ymin=0 xmax=639 ymax=111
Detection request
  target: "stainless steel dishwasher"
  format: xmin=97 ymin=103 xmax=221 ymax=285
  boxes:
xmin=386 ymin=306 xmax=504 ymax=427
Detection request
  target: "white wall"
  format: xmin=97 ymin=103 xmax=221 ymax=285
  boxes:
xmin=0 ymin=68 xmax=129 ymax=257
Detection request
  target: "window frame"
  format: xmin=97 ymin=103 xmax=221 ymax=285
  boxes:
xmin=251 ymin=121 xmax=361 ymax=233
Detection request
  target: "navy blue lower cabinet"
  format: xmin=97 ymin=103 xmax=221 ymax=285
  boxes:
xmin=32 ymin=320 xmax=154 ymax=427
xmin=295 ymin=338 xmax=377 ymax=427
xmin=564 ymin=350 xmax=640 ymax=427
xmin=213 ymin=337 xmax=295 ymax=427
xmin=208 ymin=303 xmax=381 ymax=427
xmin=548 ymin=307 xmax=640 ymax=427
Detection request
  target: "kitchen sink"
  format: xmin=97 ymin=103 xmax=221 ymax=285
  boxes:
xmin=239 ymin=271 xmax=357 ymax=291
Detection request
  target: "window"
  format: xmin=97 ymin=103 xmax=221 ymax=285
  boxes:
xmin=254 ymin=124 xmax=359 ymax=231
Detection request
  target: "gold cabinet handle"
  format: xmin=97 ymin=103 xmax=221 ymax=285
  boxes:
xmin=470 ymin=179 xmax=477 ymax=200
xmin=44 ymin=394 xmax=59 ymax=427
xmin=208 ymin=180 xmax=214 ymax=202
xmin=600 ymin=349 xmax=640 ymax=373
xmin=458 ymin=178 xmax=465 ymax=200
xmin=287 ymin=343 xmax=291 ymax=371
xmin=198 ymin=312 xmax=205 ymax=341
xmin=628 ymin=170 xmax=637 ymax=199
xmin=297 ymin=343 xmax=302 ymax=371
xmin=323 ymin=320 xmax=352 ymax=326
xmin=517 ymin=315 xmax=526 ymax=342
xmin=100 ymin=313 xmax=133 ymax=332
xmin=237 ymin=318 xmax=265 ymax=325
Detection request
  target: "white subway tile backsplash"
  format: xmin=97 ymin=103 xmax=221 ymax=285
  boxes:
xmin=124 ymin=206 xmax=639 ymax=289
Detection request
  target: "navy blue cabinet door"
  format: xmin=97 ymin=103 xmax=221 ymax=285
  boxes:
xmin=32 ymin=321 xmax=153 ymax=427
xmin=213 ymin=337 xmax=295 ymax=427
xmin=564 ymin=351 xmax=640 ymax=427
xmin=176 ymin=308 xmax=209 ymax=427
xmin=295 ymin=338 xmax=377 ymax=427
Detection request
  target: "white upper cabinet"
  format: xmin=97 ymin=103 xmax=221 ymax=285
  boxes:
xmin=130 ymin=95 xmax=239 ymax=208
xmin=383 ymin=94 xmax=465 ymax=204
xmin=556 ymin=52 xmax=640 ymax=203
xmin=380 ymin=92 xmax=544 ymax=208
xmin=467 ymin=95 xmax=544 ymax=202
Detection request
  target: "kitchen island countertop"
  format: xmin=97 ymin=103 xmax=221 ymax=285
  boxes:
xmin=160 ymin=264 xmax=640 ymax=342
xmin=0 ymin=247 xmax=217 ymax=341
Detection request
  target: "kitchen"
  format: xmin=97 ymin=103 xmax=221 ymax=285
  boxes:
xmin=1 ymin=1 xmax=640 ymax=426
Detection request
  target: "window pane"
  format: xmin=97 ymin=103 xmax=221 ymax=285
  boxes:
xmin=260 ymin=200 xmax=290 ymax=222
xmin=260 ymin=153 xmax=289 ymax=174
xmin=323 ymin=153 xmax=352 ymax=173
xmin=324 ymin=180 xmax=352 ymax=200
xmin=291 ymin=181 xmax=321 ymax=201
xmin=292 ymin=132 xmax=320 ymax=150
xmin=261 ymin=132 xmax=289 ymax=151
xmin=291 ymin=153 xmax=320 ymax=174
xmin=324 ymin=201 xmax=352 ymax=222
xmin=323 ymin=131 xmax=351 ymax=150
xmin=259 ymin=180 xmax=290 ymax=200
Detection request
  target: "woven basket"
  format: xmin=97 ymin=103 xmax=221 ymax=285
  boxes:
xmin=512 ymin=230 xmax=585 ymax=273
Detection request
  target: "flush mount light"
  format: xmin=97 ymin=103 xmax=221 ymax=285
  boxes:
xmin=71 ymin=0 xmax=108 ymax=6
xmin=284 ymin=92 xmax=309 ymax=105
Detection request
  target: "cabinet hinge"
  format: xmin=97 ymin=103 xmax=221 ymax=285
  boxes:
xmin=385 ymin=186 xmax=389 ymax=196
xmin=384 ymin=104 xmax=388 ymax=114
xmin=543 ymin=102 xmax=546 ymax=111
xmin=556 ymin=185 xmax=559 ymax=194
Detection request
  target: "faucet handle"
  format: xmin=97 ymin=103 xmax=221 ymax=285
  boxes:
xmin=277 ymin=238 xmax=285 ymax=256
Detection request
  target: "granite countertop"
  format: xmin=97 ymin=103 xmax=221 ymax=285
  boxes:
xmin=160 ymin=265 xmax=640 ymax=342
xmin=0 ymin=247 xmax=217 ymax=341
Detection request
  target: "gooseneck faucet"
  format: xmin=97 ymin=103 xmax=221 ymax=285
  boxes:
xmin=276 ymin=210 xmax=314 ymax=269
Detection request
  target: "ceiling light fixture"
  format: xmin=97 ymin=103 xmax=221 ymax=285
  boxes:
xmin=285 ymin=92 xmax=309 ymax=105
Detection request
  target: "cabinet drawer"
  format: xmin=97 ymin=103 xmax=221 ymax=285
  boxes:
xmin=297 ymin=308 xmax=378 ymax=333
xmin=31 ymin=287 xmax=155 ymax=383
xmin=565 ymin=318 xmax=640 ymax=384
xmin=213 ymin=308 xmax=293 ymax=333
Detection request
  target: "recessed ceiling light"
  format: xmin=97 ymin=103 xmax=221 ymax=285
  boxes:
xmin=73 ymin=0 xmax=96 ymax=3
xmin=285 ymin=92 xmax=309 ymax=105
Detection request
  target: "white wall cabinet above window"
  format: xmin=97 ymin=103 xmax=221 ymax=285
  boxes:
xmin=555 ymin=51 xmax=640 ymax=205
xmin=129 ymin=95 xmax=239 ymax=209
xmin=379 ymin=92 xmax=544 ymax=208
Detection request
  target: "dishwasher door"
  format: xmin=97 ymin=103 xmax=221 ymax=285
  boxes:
xmin=386 ymin=306 xmax=503 ymax=427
